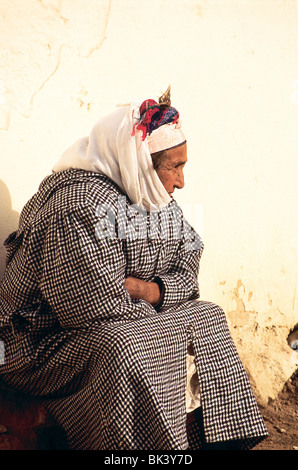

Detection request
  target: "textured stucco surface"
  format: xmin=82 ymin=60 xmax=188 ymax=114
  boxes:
xmin=0 ymin=0 xmax=297 ymax=405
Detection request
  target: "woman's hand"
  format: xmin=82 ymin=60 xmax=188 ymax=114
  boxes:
xmin=124 ymin=277 xmax=161 ymax=306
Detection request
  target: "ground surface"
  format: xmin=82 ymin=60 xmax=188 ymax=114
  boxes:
xmin=253 ymin=369 xmax=297 ymax=451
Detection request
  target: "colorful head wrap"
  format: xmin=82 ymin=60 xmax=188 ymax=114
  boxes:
xmin=132 ymin=98 xmax=186 ymax=154
xmin=132 ymin=99 xmax=179 ymax=140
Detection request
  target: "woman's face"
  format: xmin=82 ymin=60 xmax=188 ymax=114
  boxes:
xmin=155 ymin=143 xmax=187 ymax=197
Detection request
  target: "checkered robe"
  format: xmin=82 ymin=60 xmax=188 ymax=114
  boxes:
xmin=0 ymin=169 xmax=268 ymax=450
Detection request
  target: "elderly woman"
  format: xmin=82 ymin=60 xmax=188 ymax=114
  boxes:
xmin=0 ymin=88 xmax=268 ymax=450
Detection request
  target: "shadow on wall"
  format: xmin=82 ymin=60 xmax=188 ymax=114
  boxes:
xmin=0 ymin=180 xmax=19 ymax=280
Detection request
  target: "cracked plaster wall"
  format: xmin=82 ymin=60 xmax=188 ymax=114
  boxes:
xmin=0 ymin=0 xmax=297 ymax=406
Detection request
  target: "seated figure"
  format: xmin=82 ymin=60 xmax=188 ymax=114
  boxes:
xmin=0 ymin=87 xmax=268 ymax=450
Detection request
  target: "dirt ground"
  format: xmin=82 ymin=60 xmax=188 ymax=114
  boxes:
xmin=253 ymin=368 xmax=297 ymax=451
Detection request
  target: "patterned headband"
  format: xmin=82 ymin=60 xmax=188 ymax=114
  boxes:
xmin=132 ymin=99 xmax=180 ymax=141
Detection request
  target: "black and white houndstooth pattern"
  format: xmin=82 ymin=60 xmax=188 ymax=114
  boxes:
xmin=0 ymin=170 xmax=268 ymax=449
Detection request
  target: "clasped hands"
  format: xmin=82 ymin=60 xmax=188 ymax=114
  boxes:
xmin=124 ymin=276 xmax=161 ymax=307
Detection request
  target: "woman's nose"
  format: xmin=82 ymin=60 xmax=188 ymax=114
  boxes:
xmin=175 ymin=169 xmax=185 ymax=189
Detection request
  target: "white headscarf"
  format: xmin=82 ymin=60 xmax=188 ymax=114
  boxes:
xmin=52 ymin=102 xmax=185 ymax=211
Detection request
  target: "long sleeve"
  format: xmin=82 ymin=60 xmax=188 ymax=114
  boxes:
xmin=155 ymin=211 xmax=204 ymax=311
xmin=30 ymin=204 xmax=152 ymax=329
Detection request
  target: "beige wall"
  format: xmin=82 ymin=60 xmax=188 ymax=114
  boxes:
xmin=0 ymin=0 xmax=297 ymax=404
